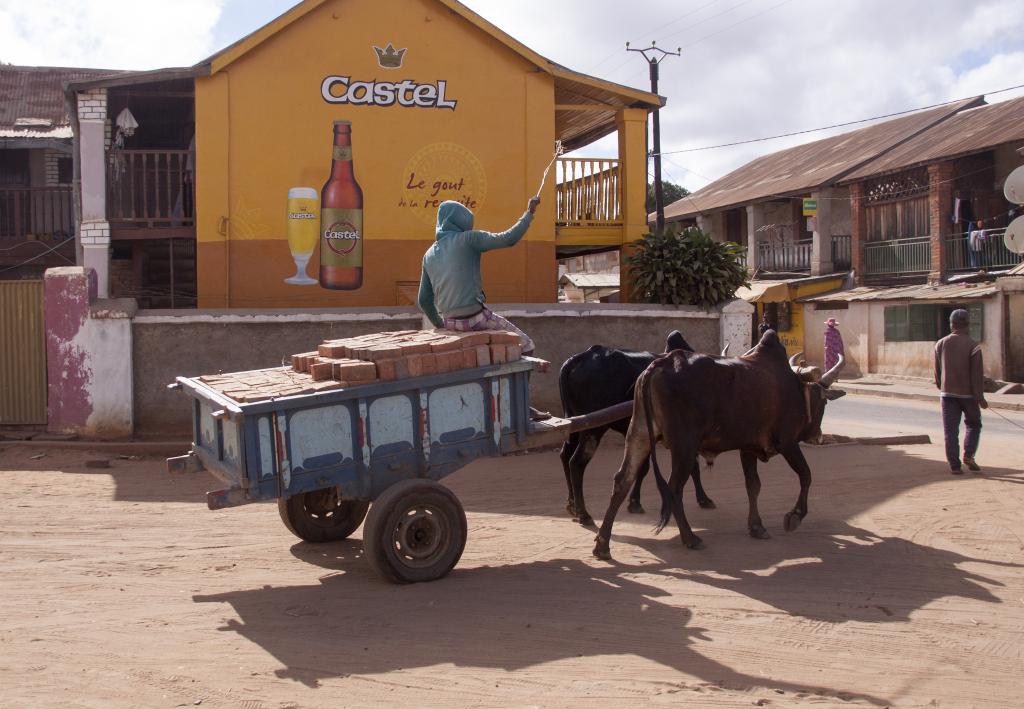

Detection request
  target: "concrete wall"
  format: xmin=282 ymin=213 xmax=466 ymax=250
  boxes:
xmin=133 ymin=303 xmax=722 ymax=435
xmin=44 ymin=267 xmax=135 ymax=438
xmin=805 ymin=297 xmax=1006 ymax=380
xmin=1009 ymin=293 xmax=1024 ymax=381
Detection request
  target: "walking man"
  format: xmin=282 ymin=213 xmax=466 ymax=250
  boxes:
xmin=934 ymin=309 xmax=988 ymax=473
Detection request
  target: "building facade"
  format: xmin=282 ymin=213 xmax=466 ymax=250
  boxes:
xmin=67 ymin=0 xmax=662 ymax=309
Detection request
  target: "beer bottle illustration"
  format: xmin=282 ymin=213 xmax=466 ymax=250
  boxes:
xmin=319 ymin=120 xmax=363 ymax=289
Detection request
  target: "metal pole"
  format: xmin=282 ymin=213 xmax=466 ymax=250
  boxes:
xmin=626 ymin=42 xmax=679 ymax=233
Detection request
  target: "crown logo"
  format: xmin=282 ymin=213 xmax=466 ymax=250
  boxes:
xmin=373 ymin=43 xmax=407 ymax=69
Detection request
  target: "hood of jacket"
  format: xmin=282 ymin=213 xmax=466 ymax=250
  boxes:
xmin=435 ymin=201 xmax=474 ymax=239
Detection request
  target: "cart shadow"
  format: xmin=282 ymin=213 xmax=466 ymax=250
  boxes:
xmin=193 ymin=556 xmax=887 ymax=705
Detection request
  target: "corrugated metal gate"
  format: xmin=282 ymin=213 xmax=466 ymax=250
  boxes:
xmin=0 ymin=280 xmax=47 ymax=424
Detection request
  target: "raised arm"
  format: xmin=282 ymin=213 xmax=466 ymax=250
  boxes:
xmin=471 ymin=197 xmax=540 ymax=252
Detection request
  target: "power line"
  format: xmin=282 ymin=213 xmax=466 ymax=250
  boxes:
xmin=0 ymin=237 xmax=75 ymax=273
xmin=654 ymin=82 xmax=1024 ymax=157
xmin=589 ymin=0 xmax=749 ymax=77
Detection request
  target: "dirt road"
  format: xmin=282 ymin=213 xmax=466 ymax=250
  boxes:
xmin=1 ymin=412 xmax=1022 ymax=707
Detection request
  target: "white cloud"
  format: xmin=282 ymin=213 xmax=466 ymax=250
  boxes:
xmin=461 ymin=0 xmax=1024 ymax=192
xmin=0 ymin=0 xmax=225 ymax=70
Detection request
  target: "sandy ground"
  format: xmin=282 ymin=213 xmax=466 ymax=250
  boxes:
xmin=1 ymin=402 xmax=1023 ymax=708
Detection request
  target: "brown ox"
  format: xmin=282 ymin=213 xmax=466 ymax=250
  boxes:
xmin=593 ymin=330 xmax=844 ymax=560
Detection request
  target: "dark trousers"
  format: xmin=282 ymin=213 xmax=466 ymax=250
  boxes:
xmin=941 ymin=397 xmax=982 ymax=468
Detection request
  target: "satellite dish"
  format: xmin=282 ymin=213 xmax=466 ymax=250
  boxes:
xmin=1004 ymin=165 xmax=1024 ymax=205
xmin=1005 ymin=215 xmax=1024 ymax=255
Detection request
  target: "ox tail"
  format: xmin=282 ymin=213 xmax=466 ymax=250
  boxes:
xmin=639 ymin=365 xmax=673 ymax=534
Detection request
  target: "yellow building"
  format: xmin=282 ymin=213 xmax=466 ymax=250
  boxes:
xmin=68 ymin=0 xmax=662 ymax=309
xmin=737 ymin=274 xmax=847 ymax=357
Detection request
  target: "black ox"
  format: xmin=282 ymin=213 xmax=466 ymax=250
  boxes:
xmin=593 ymin=330 xmax=845 ymax=560
xmin=558 ymin=331 xmax=722 ymax=526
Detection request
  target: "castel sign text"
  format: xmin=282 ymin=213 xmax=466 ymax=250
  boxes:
xmin=320 ymin=76 xmax=458 ymax=110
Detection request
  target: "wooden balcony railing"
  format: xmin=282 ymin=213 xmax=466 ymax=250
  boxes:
xmin=0 ymin=187 xmax=74 ymax=239
xmin=107 ymin=149 xmax=194 ymax=237
xmin=945 ymin=229 xmax=1022 ymax=272
xmin=864 ymin=235 xmax=931 ymax=276
xmin=555 ymin=158 xmax=621 ymax=226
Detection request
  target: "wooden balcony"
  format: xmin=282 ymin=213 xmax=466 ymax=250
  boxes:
xmin=106 ymin=149 xmax=194 ymax=239
xmin=0 ymin=187 xmax=76 ymax=270
xmin=555 ymin=157 xmax=623 ymax=248
xmin=945 ymin=229 xmax=1022 ymax=272
xmin=0 ymin=186 xmax=74 ymax=240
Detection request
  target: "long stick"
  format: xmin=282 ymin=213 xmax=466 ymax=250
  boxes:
xmin=533 ymin=140 xmax=564 ymax=200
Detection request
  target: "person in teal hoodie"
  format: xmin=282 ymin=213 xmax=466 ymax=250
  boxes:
xmin=418 ymin=197 xmax=539 ymax=353
xmin=418 ymin=197 xmax=550 ymax=419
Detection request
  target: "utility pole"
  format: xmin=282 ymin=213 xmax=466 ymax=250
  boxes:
xmin=626 ymin=41 xmax=679 ymax=232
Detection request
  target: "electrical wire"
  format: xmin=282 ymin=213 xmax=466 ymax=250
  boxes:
xmin=0 ymin=236 xmax=76 ymax=273
xmin=654 ymin=83 xmax=1024 ymax=157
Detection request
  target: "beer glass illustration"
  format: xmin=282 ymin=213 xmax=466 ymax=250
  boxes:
xmin=284 ymin=187 xmax=319 ymax=285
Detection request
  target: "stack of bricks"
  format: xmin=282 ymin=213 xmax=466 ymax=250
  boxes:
xmin=291 ymin=329 xmax=524 ymax=384
xmin=198 ymin=368 xmax=347 ymax=402
xmin=198 ymin=329 xmax=525 ymax=404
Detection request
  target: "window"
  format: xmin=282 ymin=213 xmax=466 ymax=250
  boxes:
xmin=884 ymin=303 xmax=983 ymax=342
xmin=57 ymin=157 xmax=73 ymax=184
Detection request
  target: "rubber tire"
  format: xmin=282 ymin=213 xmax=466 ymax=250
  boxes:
xmin=278 ymin=489 xmax=369 ymax=543
xmin=363 ymin=479 xmax=467 ymax=584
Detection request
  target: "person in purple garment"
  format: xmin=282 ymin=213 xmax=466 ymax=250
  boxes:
xmin=824 ymin=318 xmax=845 ymax=375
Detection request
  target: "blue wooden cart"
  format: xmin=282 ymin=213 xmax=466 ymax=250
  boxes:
xmin=167 ymin=357 xmax=628 ymax=583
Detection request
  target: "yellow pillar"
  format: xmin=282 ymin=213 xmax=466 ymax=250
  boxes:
xmin=194 ymin=73 xmax=231 ymax=308
xmin=617 ymin=108 xmax=649 ymax=303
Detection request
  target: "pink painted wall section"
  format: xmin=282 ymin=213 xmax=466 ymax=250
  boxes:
xmin=44 ymin=267 xmax=135 ymax=438
xmin=45 ymin=267 xmax=96 ymax=433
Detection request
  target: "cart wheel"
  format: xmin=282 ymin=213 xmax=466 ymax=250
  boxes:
xmin=363 ymin=479 xmax=467 ymax=584
xmin=278 ymin=488 xmax=369 ymax=543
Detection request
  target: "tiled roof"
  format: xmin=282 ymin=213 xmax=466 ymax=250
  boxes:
xmin=799 ymin=283 xmax=998 ymax=302
xmin=842 ymin=95 xmax=1024 ymax=181
xmin=0 ymin=65 xmax=120 ymax=136
xmin=662 ymin=98 xmax=982 ymax=220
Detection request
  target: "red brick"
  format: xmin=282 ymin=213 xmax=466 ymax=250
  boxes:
xmin=475 ymin=345 xmax=491 ymax=366
xmin=419 ymin=353 xmax=438 ymax=376
xmin=405 ymin=354 xmax=424 ymax=378
xmin=365 ymin=344 xmax=403 ymax=361
xmin=376 ymin=358 xmax=399 ymax=381
xmin=461 ymin=347 xmax=478 ymax=369
xmin=489 ymin=344 xmax=507 ymax=364
xmin=456 ymin=332 xmax=491 ymax=347
xmin=317 ymin=342 xmax=348 ymax=357
xmin=310 ymin=362 xmax=335 ymax=381
xmin=434 ymin=350 xmax=461 ymax=373
xmin=394 ymin=357 xmax=412 ymax=379
xmin=429 ymin=336 xmax=463 ymax=353
xmin=333 ymin=359 xmax=377 ymax=382
xmin=489 ymin=331 xmax=520 ymax=345
xmin=505 ymin=343 xmax=522 ymax=361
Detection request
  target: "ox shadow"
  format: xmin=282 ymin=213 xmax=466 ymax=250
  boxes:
xmin=609 ymin=520 xmax=1016 ymax=626
xmin=193 ymin=555 xmax=887 ymax=705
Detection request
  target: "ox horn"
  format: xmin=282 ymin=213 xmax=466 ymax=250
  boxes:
xmin=788 ymin=351 xmax=804 ymax=368
xmin=721 ymin=343 xmax=730 ymax=356
xmin=820 ymin=353 xmax=845 ymax=387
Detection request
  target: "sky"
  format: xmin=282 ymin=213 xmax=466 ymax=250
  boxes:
xmin=2 ymin=0 xmax=1023 ymax=192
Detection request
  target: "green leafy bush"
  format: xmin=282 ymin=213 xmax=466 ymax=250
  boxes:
xmin=628 ymin=227 xmax=749 ymax=307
